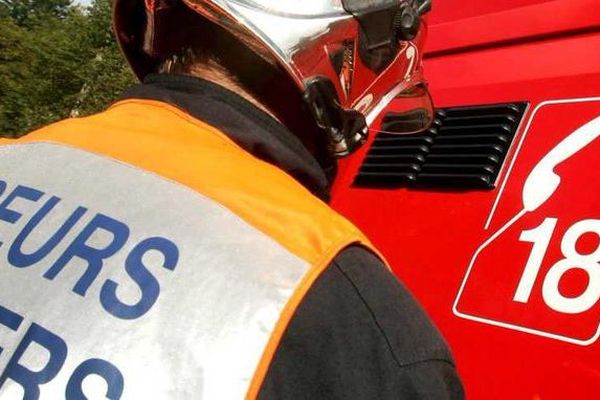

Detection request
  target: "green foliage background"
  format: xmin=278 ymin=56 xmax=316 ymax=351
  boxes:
xmin=0 ymin=0 xmax=136 ymax=137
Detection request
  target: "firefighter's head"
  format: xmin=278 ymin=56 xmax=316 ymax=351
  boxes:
xmin=113 ymin=0 xmax=433 ymax=161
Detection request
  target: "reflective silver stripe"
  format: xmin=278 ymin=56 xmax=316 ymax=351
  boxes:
xmin=0 ymin=143 xmax=310 ymax=399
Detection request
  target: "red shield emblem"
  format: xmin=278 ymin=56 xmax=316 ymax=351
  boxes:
xmin=455 ymin=98 xmax=600 ymax=345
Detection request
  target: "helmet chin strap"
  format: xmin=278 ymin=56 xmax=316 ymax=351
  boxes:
xmin=303 ymin=77 xmax=369 ymax=158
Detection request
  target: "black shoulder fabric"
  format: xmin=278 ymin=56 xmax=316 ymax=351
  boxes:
xmin=120 ymin=74 xmax=331 ymax=201
xmin=259 ymin=246 xmax=464 ymax=400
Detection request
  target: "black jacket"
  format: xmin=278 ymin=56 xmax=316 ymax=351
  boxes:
xmin=122 ymin=74 xmax=464 ymax=400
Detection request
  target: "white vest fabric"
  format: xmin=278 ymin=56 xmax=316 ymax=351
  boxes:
xmin=0 ymin=143 xmax=311 ymax=399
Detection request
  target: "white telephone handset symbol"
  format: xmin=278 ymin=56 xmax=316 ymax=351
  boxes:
xmin=522 ymin=115 xmax=600 ymax=212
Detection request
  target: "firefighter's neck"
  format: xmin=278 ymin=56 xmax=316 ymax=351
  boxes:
xmin=188 ymin=59 xmax=278 ymax=121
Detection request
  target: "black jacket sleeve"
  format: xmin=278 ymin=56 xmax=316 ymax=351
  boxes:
xmin=259 ymin=246 xmax=464 ymax=400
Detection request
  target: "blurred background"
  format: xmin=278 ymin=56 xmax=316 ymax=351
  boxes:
xmin=0 ymin=0 xmax=135 ymax=137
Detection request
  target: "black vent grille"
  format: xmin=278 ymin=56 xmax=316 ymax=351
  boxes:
xmin=354 ymin=103 xmax=527 ymax=190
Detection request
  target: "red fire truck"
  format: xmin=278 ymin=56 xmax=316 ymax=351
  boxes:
xmin=332 ymin=1 xmax=600 ymax=398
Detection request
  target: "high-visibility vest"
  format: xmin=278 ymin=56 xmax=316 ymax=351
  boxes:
xmin=0 ymin=99 xmax=379 ymax=399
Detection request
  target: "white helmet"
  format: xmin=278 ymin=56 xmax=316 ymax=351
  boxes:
xmin=114 ymin=0 xmax=433 ymax=156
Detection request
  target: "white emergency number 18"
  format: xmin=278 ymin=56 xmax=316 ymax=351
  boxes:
xmin=514 ymin=218 xmax=600 ymax=314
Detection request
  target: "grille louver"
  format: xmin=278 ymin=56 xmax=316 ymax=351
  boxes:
xmin=354 ymin=103 xmax=527 ymax=190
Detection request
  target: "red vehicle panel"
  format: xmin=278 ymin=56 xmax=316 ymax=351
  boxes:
xmin=332 ymin=1 xmax=600 ymax=398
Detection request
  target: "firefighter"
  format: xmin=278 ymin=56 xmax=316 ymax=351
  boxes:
xmin=0 ymin=0 xmax=463 ymax=398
